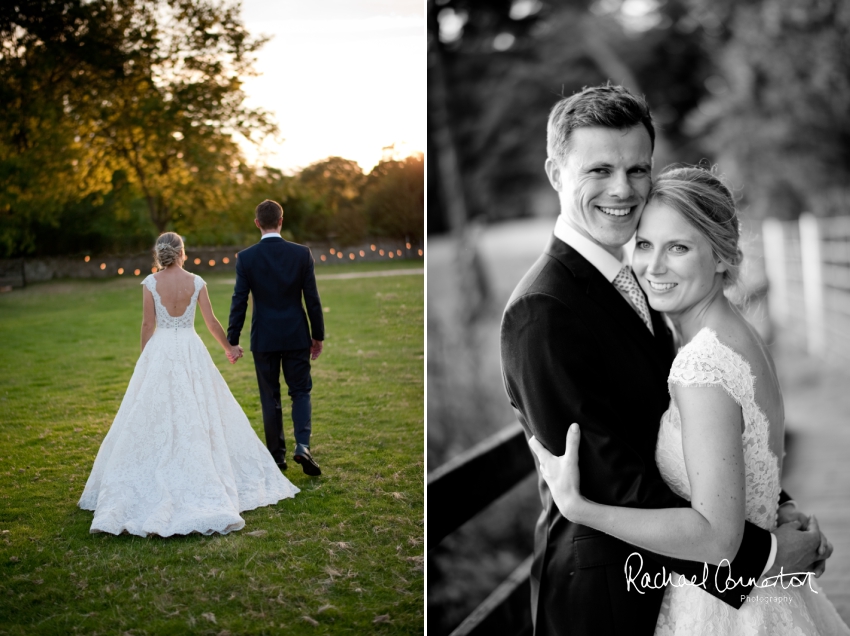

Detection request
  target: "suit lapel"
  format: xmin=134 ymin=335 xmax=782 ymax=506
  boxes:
xmin=544 ymin=234 xmax=672 ymax=374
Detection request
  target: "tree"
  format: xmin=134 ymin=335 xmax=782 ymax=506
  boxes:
xmin=96 ymin=0 xmax=277 ymax=233
xmin=686 ymin=0 xmax=850 ymax=219
xmin=0 ymin=0 xmax=277 ymax=257
xmin=0 ymin=0 xmax=129 ymax=255
xmin=362 ymin=154 xmax=424 ymax=242
xmin=298 ymin=157 xmax=366 ymax=244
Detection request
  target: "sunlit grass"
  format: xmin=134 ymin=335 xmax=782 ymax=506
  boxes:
xmin=0 ymin=261 xmax=423 ymax=634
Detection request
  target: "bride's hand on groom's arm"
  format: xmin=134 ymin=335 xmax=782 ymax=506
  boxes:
xmin=528 ymin=424 xmax=588 ymax=521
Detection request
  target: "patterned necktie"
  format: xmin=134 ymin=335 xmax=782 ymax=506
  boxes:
xmin=612 ymin=266 xmax=654 ymax=335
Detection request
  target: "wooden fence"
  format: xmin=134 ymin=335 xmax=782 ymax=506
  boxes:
xmin=428 ymin=422 xmax=535 ymax=636
xmin=763 ymin=214 xmax=850 ymax=360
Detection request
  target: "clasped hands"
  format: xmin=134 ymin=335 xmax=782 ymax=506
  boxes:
xmin=528 ymin=423 xmax=833 ymax=579
xmin=226 ymin=344 xmax=243 ymax=364
xmin=770 ymin=504 xmax=832 ymax=580
xmin=226 ymin=340 xmax=320 ymax=364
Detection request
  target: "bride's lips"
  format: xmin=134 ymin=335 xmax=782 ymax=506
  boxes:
xmin=646 ymin=280 xmax=677 ymax=293
xmin=596 ymin=205 xmax=636 ymax=218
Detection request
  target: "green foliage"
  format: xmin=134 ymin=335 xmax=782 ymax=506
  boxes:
xmin=0 ymin=3 xmax=424 ymax=257
xmin=0 ymin=0 xmax=126 ymax=255
xmin=363 ymin=155 xmax=424 ymax=242
xmin=0 ymin=0 xmax=275 ymax=255
xmin=298 ymin=157 xmax=368 ymax=245
xmin=0 ymin=264 xmax=424 ymax=634
xmin=8 ymin=170 xmax=157 ymax=257
xmin=205 ymin=157 xmax=424 ymax=249
xmin=86 ymin=0 xmax=277 ymax=233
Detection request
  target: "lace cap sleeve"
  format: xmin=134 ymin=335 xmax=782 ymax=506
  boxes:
xmin=668 ymin=328 xmax=752 ymax=405
xmin=141 ymin=274 xmax=156 ymax=291
xmin=194 ymin=274 xmax=206 ymax=290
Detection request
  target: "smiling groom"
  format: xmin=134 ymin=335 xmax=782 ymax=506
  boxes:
xmin=499 ymin=84 xmax=816 ymax=636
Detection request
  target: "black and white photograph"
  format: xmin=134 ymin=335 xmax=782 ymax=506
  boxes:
xmin=427 ymin=1 xmax=850 ymax=635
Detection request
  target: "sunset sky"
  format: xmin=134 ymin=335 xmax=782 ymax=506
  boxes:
xmin=238 ymin=0 xmax=424 ymax=175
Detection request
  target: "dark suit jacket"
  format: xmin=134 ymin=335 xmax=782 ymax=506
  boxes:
xmin=227 ymin=237 xmax=324 ymax=352
xmin=500 ymin=234 xmax=785 ymax=636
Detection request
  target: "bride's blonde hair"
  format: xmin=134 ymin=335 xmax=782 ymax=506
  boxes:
xmin=153 ymin=232 xmax=184 ymax=269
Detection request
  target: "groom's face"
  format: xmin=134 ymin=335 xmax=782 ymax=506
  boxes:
xmin=545 ymin=125 xmax=652 ymax=257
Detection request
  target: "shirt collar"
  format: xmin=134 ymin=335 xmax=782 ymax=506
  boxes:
xmin=553 ymin=215 xmax=631 ymax=283
xmin=260 ymin=232 xmax=281 ymax=240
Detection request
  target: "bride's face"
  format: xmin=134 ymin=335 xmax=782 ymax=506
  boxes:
xmin=632 ymin=200 xmax=726 ymax=316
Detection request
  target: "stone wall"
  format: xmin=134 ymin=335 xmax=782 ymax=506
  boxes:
xmin=0 ymin=240 xmax=423 ymax=289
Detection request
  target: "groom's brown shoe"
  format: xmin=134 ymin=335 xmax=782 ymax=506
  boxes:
xmin=294 ymin=448 xmax=321 ymax=476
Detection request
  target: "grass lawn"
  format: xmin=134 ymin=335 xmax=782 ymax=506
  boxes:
xmin=0 ymin=260 xmax=424 ymax=634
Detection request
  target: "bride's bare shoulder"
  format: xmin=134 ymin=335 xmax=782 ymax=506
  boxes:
xmin=707 ymin=315 xmax=773 ymax=378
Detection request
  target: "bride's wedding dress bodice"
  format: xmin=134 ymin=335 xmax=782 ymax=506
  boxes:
xmin=655 ymin=328 xmax=781 ymax=532
xmin=653 ymin=327 xmax=849 ymax=636
xmin=145 ymin=273 xmax=203 ymax=330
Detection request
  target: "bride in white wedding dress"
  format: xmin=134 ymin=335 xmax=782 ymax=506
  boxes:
xmin=79 ymin=232 xmax=299 ymax=537
xmin=530 ymin=167 xmax=850 ymax=635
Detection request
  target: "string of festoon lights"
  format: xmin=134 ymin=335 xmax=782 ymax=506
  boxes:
xmin=82 ymin=243 xmax=424 ymax=276
xmin=317 ymin=243 xmax=424 ymax=262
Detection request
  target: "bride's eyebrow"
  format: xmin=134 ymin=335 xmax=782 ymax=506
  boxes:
xmin=635 ymin=234 xmax=694 ymax=245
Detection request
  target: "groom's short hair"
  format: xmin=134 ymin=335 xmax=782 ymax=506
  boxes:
xmin=547 ymin=84 xmax=655 ymax=165
xmin=256 ymin=199 xmax=283 ymax=229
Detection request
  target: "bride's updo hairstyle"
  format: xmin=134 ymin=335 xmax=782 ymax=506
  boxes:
xmin=153 ymin=232 xmax=184 ymax=269
xmin=647 ymin=166 xmax=743 ymax=288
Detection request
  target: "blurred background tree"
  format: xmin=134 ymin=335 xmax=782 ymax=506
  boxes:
xmin=0 ymin=0 xmax=423 ymax=258
xmin=95 ymin=0 xmax=276 ymax=235
xmin=428 ymin=0 xmax=850 ymax=234
xmin=689 ymin=0 xmax=850 ymax=220
xmin=362 ymin=154 xmax=425 ymax=242
xmin=0 ymin=0 xmax=128 ymax=255
xmin=298 ymin=156 xmax=367 ymax=245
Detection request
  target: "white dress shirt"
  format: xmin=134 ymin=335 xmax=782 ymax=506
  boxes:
xmin=260 ymin=232 xmax=281 ymax=240
xmin=552 ymin=214 xmax=777 ymax=577
xmin=554 ymin=215 xmax=642 ymax=316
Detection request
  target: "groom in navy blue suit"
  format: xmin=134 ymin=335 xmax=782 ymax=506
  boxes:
xmin=227 ymin=199 xmax=325 ymax=476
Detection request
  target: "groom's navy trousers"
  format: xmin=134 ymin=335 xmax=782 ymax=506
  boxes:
xmin=252 ymin=349 xmax=312 ymax=459
xmin=227 ymin=236 xmax=324 ymax=459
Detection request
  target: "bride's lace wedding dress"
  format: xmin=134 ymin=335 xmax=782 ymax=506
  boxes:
xmin=79 ymin=274 xmax=299 ymax=537
xmin=654 ymin=328 xmax=849 ymax=636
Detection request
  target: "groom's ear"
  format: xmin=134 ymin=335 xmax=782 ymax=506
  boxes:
xmin=545 ymin=158 xmax=562 ymax=192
